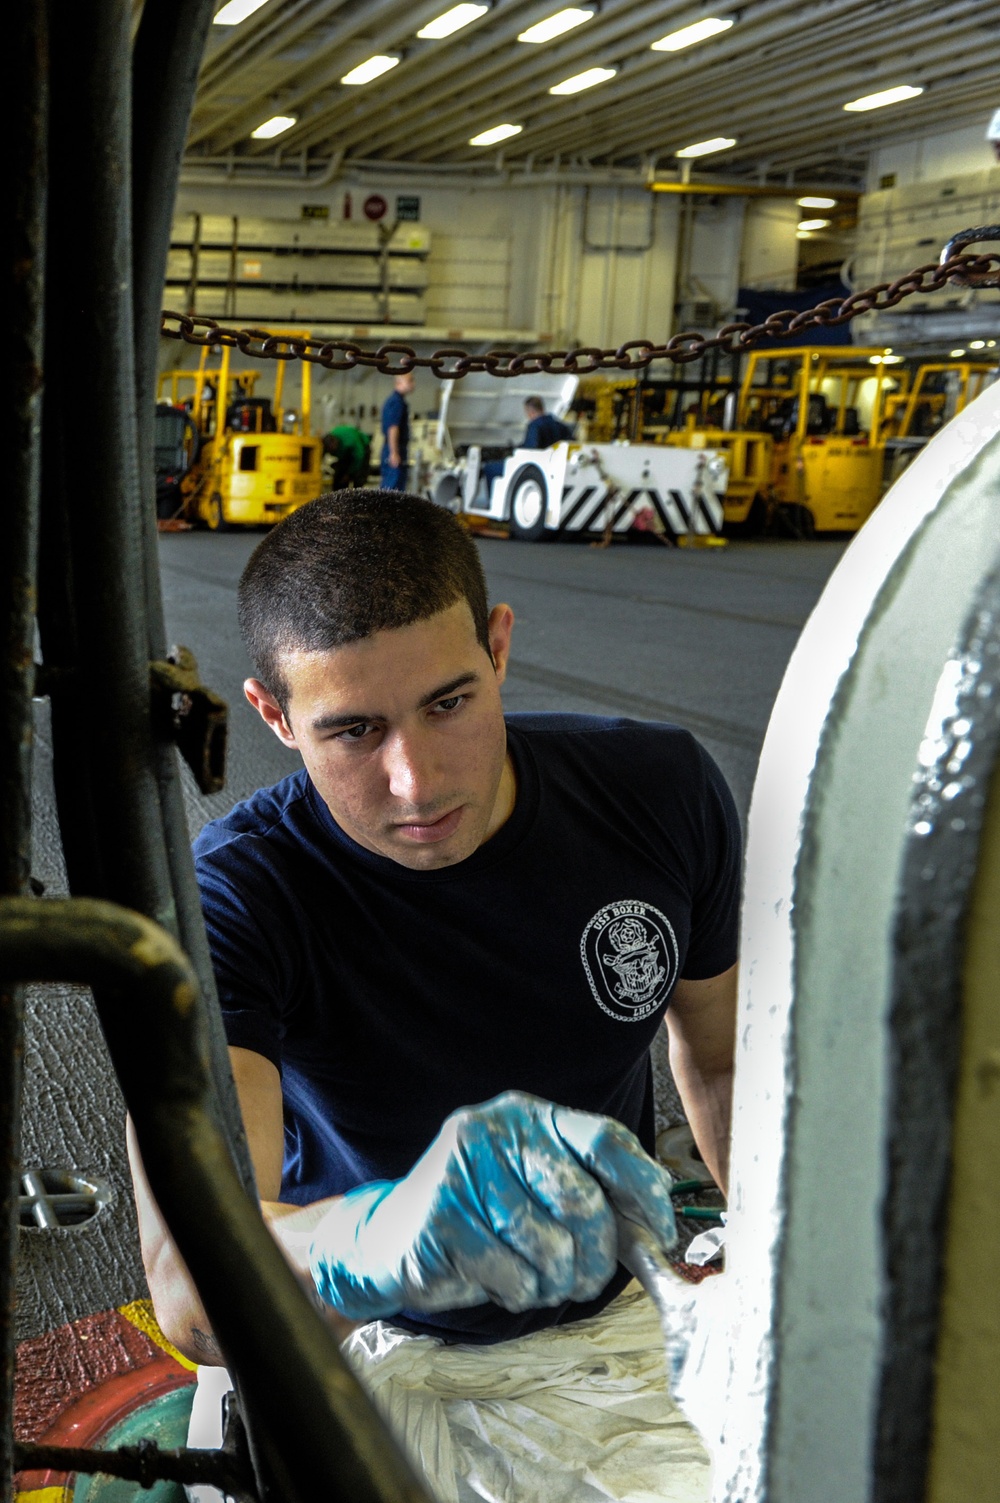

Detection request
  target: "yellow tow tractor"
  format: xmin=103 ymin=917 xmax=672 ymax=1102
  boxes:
xmin=879 ymin=357 xmax=998 ymax=487
xmin=578 ymin=346 xmax=918 ymax=536
xmin=662 ymin=413 xmax=773 ymax=534
xmin=736 ymin=345 xmax=896 ymax=536
xmin=576 ymin=365 xmax=773 ymax=534
xmin=156 ymin=331 xmax=323 ymax=530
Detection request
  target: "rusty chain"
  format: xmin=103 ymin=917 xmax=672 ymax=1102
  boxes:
xmin=160 ymin=240 xmax=1000 ymax=381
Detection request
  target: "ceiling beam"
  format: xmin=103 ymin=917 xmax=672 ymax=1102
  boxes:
xmin=189 ymin=0 xmax=420 ymax=149
xmin=431 ymin=8 xmax=995 ymax=166
xmin=344 ymin=0 xmax=972 ymax=161
xmin=295 ymin=0 xmax=826 ymax=160
xmin=226 ymin=0 xmax=658 ymax=158
xmin=594 ymin=56 xmax=1000 ymax=173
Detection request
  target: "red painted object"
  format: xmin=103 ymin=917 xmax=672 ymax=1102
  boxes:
xmin=15 ymin=1307 xmax=195 ymax=1493
xmin=17 ymin=1355 xmax=194 ymax=1491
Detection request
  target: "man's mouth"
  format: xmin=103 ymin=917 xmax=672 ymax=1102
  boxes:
xmin=393 ymin=806 xmax=465 ymax=844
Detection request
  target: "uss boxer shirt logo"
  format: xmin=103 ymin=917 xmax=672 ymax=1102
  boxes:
xmin=580 ymin=900 xmax=679 ymax=1022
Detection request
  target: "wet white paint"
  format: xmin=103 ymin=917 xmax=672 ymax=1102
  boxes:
xmin=711 ymin=378 xmax=1000 ymax=1503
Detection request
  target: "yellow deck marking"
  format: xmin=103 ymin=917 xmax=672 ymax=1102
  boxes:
xmin=118 ymin=1299 xmax=198 ymax=1372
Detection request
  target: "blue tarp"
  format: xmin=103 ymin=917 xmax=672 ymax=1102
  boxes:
xmin=736 ymin=282 xmax=853 ymax=348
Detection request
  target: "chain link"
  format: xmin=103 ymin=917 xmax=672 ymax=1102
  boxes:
xmin=160 ymin=246 xmax=1000 ymax=381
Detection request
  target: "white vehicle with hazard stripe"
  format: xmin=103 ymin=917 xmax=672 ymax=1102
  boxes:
xmin=409 ymin=371 xmax=727 ymax=541
xmin=464 ymin=439 xmax=727 ymax=541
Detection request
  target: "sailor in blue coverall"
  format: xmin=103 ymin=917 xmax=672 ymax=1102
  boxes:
xmin=380 ymin=372 xmax=414 ymax=490
xmin=482 ymin=395 xmax=575 ymax=495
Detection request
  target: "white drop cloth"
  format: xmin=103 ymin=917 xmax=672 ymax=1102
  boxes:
xmin=344 ymin=1281 xmax=711 ymax=1503
xmin=187 ymin=1281 xmax=716 ymax=1503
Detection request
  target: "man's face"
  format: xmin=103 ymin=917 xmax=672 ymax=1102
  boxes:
xmin=397 ymin=374 xmax=416 ymax=396
xmin=245 ymin=599 xmax=516 ymax=870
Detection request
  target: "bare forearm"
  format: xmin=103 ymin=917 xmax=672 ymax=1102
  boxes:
xmin=127 ymin=1124 xmax=354 ymax=1362
xmin=665 ymin=966 xmax=738 ymax=1196
xmin=126 ymin=1117 xmax=225 ymax=1365
xmin=667 ymin=1044 xmax=733 ymax=1194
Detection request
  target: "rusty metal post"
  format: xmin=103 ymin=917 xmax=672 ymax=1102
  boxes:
xmin=35 ymin=0 xmax=253 ymax=1188
xmin=38 ymin=0 xmax=177 ymax=928
xmin=0 ymin=5 xmax=46 ymax=1499
xmin=0 ymin=898 xmax=435 ymax=1503
xmin=130 ymin=0 xmax=256 ymax=1193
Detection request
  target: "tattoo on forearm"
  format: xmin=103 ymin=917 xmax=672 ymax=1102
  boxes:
xmin=190 ymin=1327 xmax=223 ymax=1359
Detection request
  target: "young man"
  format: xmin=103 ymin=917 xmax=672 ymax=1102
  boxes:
xmin=379 ymin=372 xmax=414 ymax=490
xmin=521 ymin=394 xmax=574 ymax=449
xmin=482 ymin=396 xmax=576 ymax=496
xmin=130 ymin=490 xmax=739 ymax=1498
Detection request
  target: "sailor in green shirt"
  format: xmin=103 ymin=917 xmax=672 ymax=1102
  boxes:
xmin=322 ymin=425 xmax=372 ymax=489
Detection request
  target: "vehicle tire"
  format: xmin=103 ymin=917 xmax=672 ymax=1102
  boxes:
xmin=795 ymin=503 xmax=816 ymax=539
xmin=745 ymin=493 xmax=768 ymax=536
xmin=727 ymin=493 xmax=768 ymax=538
xmin=204 ymin=492 xmax=233 ymax=532
xmin=506 ymin=464 xmax=548 ymax=541
xmin=774 ymin=502 xmax=815 ymax=540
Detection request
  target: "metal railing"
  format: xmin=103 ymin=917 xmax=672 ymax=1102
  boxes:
xmin=1 ymin=2 xmax=435 ymax=1498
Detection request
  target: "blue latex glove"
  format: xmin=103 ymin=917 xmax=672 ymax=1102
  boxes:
xmin=308 ymin=1090 xmax=677 ymax=1321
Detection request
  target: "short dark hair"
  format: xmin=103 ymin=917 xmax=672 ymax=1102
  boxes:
xmin=524 ymin=397 xmax=544 ymax=414
xmin=238 ymin=490 xmax=491 ymax=710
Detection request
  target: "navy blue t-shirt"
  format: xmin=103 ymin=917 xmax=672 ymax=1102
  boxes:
xmin=524 ymin=412 xmax=574 ymax=449
xmin=380 ymin=390 xmax=409 ymax=463
xmin=195 ymin=715 xmax=741 ymax=1343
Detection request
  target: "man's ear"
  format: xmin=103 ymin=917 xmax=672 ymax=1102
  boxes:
xmin=244 ymin=679 xmax=298 ymax=749
xmin=487 ymin=603 xmax=515 ymax=686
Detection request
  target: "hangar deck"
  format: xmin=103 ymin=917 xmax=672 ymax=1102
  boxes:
xmin=18 ymin=533 xmax=845 ymax=1347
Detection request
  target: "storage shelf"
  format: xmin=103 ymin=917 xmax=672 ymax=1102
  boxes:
xmin=167 ymin=213 xmax=433 ymax=331
xmin=169 ymin=241 xmax=428 ymax=260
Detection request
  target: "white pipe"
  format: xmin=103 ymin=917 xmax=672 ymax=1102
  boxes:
xmin=177 ymin=161 xmax=660 ymax=191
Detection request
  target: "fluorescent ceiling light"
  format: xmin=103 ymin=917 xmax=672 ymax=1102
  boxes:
xmin=550 ymin=66 xmax=617 ymax=94
xmin=214 ymin=0 xmax=267 ymax=24
xmin=469 ymin=122 xmax=523 ymax=146
xmin=797 ymin=195 xmax=836 ymax=208
xmin=251 ymin=115 xmax=296 ymax=138
xmin=341 ymin=55 xmax=400 ymax=85
xmin=843 ymin=85 xmax=923 ymax=112
xmin=969 ymin=339 xmax=986 ymax=349
xmin=651 ymin=16 xmax=734 ymax=51
xmin=798 ymin=217 xmax=830 ymax=231
xmin=675 ymin=136 xmax=736 ymax=158
xmin=949 ymin=349 xmax=966 ymax=357
xmin=869 ymin=354 xmax=903 ymax=364
xmin=795 ymin=230 xmax=812 ymax=240
xmin=518 ymin=8 xmax=594 ymax=44
xmin=417 ymin=3 xmax=489 ymax=39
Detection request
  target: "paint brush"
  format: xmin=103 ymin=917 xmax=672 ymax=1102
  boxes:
xmin=614 ymin=1209 xmax=692 ymax=1389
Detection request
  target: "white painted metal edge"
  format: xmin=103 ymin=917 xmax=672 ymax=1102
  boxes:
xmin=711 ymin=381 xmax=1000 ymax=1503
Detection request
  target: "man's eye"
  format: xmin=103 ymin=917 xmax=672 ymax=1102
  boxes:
xmin=433 ymin=695 xmax=465 ymax=713
xmin=336 ymin=723 xmax=373 ymax=741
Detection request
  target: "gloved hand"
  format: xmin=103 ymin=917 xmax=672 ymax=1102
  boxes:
xmin=308 ymin=1090 xmax=676 ymax=1321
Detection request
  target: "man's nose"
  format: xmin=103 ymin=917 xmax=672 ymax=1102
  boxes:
xmin=383 ymin=731 xmax=438 ymax=805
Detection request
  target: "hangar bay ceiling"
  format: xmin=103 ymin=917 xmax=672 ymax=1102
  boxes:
xmin=181 ymin=0 xmax=999 ymax=184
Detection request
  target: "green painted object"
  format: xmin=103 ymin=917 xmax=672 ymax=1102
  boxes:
xmin=72 ymin=1385 xmax=196 ymax=1503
